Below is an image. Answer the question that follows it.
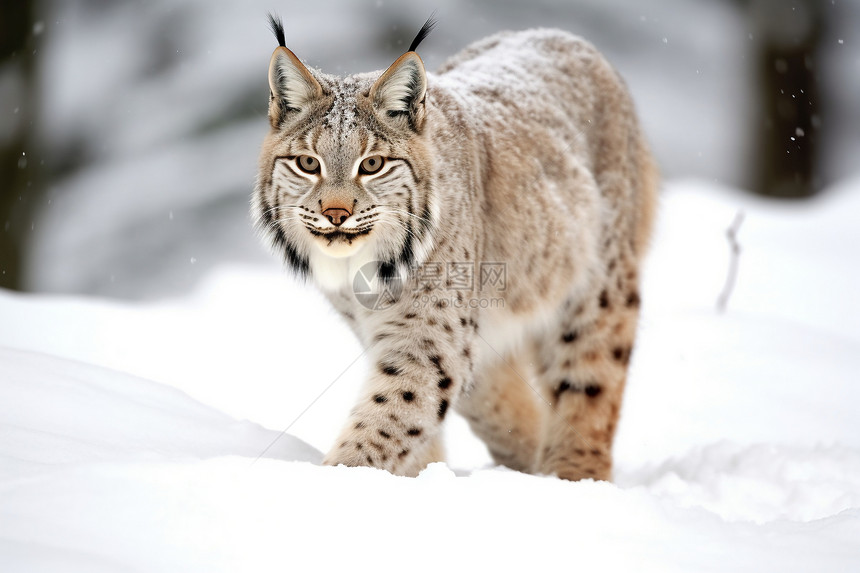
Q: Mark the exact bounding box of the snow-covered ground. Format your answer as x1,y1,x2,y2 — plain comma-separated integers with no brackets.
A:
2,178,859,571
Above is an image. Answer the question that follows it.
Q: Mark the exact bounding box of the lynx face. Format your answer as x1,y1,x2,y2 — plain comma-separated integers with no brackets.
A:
254,47,437,287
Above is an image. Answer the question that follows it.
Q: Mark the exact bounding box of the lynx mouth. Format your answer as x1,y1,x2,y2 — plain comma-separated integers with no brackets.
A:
308,227,373,247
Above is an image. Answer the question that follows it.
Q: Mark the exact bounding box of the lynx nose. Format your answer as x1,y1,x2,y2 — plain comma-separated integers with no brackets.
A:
322,207,352,226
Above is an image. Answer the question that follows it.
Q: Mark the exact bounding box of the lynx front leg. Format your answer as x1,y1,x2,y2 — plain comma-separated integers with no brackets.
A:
534,281,642,482
323,306,469,476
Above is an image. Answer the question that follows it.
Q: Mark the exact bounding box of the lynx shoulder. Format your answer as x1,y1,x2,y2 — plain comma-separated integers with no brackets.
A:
253,17,657,480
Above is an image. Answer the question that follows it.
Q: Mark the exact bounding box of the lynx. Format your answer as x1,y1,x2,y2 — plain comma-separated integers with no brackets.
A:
253,16,657,480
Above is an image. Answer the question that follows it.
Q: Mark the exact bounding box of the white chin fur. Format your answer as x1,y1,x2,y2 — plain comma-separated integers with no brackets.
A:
310,238,379,293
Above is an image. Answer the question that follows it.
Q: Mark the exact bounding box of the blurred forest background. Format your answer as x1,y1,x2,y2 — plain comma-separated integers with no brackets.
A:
1,0,858,299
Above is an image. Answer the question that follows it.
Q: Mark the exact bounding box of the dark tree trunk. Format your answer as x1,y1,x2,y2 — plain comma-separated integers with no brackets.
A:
0,1,36,290
751,0,823,198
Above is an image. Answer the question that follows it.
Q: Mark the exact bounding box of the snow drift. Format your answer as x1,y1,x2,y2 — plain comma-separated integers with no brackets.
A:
2,180,859,571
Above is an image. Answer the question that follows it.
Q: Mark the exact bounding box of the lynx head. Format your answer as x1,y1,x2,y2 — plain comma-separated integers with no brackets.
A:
253,15,438,290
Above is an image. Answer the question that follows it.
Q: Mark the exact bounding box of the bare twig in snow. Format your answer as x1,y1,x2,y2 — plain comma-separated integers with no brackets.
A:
717,210,744,313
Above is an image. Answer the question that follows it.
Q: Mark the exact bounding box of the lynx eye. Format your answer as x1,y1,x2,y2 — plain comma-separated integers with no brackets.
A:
296,155,321,175
359,155,385,175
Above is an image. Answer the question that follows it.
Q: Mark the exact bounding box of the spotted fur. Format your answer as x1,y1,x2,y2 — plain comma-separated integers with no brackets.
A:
253,26,657,480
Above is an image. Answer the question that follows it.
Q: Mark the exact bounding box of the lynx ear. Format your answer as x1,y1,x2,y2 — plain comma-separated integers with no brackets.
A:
268,46,323,125
370,52,427,131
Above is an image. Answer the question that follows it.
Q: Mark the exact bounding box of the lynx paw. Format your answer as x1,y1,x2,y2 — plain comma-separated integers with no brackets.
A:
323,426,410,473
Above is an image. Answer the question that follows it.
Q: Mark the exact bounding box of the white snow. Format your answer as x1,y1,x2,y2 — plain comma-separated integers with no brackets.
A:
2,178,860,571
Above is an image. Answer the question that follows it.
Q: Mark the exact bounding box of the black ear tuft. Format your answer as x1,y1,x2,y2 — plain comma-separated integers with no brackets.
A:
408,13,437,53
268,12,286,48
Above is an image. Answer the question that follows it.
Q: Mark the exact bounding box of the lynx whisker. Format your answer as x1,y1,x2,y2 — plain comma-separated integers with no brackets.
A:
376,204,432,227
